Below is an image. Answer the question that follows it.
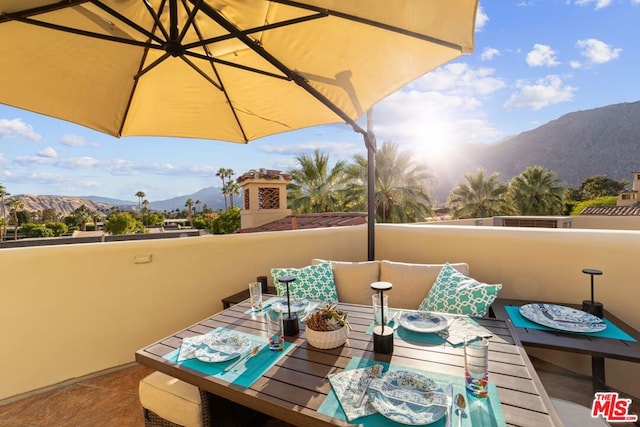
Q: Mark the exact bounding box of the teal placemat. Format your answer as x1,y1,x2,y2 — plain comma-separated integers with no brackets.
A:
164,328,295,388
505,305,636,342
318,357,505,427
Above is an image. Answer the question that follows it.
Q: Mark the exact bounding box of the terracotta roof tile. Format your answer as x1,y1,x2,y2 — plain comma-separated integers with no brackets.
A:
236,169,291,183
580,204,640,216
237,212,367,233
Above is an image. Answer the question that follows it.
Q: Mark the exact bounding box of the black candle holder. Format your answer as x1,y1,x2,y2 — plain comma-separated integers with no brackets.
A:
278,275,299,336
371,281,393,354
582,268,604,319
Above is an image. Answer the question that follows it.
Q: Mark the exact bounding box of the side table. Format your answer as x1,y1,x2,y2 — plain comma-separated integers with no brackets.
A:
491,298,640,395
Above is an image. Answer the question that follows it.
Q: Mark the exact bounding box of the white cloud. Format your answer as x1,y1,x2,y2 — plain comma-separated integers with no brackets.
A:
60,134,97,147
475,4,488,31
569,60,582,69
259,141,362,160
0,118,42,141
58,156,100,168
413,63,506,96
576,38,621,64
38,147,58,158
574,0,612,9
526,44,560,67
481,47,500,61
504,75,576,110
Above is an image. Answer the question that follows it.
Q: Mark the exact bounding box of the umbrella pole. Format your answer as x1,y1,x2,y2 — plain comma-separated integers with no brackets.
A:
366,110,376,261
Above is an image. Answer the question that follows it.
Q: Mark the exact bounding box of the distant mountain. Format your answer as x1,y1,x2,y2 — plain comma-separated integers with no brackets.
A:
84,195,135,207
8,187,228,217
146,186,226,212
7,195,115,217
428,100,640,202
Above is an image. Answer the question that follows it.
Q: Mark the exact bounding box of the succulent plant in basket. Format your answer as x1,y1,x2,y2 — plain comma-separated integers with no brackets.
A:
304,305,350,349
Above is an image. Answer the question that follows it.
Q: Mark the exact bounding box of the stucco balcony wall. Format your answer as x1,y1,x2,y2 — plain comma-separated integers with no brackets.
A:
1,223,638,402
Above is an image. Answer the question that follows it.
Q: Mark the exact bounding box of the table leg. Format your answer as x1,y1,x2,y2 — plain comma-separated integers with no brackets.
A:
592,356,606,393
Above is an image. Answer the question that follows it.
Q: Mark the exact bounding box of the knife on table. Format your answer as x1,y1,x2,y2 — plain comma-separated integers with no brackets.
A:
445,383,454,427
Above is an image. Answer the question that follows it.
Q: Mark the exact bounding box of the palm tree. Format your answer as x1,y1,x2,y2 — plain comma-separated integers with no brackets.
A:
195,199,201,213
0,184,9,241
216,168,234,209
223,182,240,208
343,142,435,223
73,205,91,232
287,149,347,213
185,198,194,223
135,191,146,217
142,200,149,226
508,166,564,215
448,169,511,219
90,210,102,231
8,198,24,240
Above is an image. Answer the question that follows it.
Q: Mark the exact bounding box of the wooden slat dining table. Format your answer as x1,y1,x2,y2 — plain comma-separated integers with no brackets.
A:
135,297,562,427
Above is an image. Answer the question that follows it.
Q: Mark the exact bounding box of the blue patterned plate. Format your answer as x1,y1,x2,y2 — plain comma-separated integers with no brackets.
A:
399,311,449,333
272,298,310,314
519,303,607,333
368,370,448,425
194,331,252,363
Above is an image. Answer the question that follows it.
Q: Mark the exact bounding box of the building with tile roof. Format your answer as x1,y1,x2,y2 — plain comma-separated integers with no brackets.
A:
236,169,367,233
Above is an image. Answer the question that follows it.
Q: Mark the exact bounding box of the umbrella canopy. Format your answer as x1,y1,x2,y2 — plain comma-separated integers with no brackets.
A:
0,0,477,141
0,0,478,258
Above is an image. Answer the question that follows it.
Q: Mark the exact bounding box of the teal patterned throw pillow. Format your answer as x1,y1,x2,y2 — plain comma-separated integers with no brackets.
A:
270,261,338,302
418,263,502,317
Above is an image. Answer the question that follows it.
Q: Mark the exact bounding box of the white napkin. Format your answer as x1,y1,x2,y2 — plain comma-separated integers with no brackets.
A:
177,335,210,362
439,316,493,346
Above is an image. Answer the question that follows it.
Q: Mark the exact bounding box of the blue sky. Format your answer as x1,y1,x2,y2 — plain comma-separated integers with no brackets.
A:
1,0,638,202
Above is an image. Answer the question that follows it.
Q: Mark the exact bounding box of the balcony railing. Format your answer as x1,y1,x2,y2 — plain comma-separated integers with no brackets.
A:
1,223,639,403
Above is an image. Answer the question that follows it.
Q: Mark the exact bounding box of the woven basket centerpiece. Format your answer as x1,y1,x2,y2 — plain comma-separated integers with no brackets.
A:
304,305,349,349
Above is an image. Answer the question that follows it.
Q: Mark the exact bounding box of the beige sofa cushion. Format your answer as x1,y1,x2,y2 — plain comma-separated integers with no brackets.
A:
379,260,469,309
312,259,380,306
139,371,203,427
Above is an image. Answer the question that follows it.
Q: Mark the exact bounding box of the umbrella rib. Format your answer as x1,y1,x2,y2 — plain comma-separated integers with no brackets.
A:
136,52,172,79
194,0,369,139
0,0,90,24
88,0,165,44
183,51,289,80
177,0,202,43
181,12,326,52
270,0,468,52
183,0,248,141
142,0,170,42
5,13,163,51
178,56,223,91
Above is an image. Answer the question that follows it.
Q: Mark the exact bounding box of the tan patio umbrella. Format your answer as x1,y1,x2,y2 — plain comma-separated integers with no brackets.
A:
0,0,478,259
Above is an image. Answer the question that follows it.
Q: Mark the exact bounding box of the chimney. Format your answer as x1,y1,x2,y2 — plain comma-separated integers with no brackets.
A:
237,169,292,229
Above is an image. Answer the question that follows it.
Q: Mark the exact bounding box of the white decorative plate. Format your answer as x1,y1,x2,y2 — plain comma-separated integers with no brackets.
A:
519,303,607,333
272,298,310,314
193,331,252,363
368,370,447,425
399,311,449,333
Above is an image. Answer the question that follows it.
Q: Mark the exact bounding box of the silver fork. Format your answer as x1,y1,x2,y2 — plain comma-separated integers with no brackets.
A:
356,364,382,407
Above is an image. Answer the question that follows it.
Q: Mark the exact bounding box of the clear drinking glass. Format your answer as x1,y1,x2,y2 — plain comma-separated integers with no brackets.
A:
249,281,263,311
265,311,284,351
372,294,388,326
464,336,489,398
